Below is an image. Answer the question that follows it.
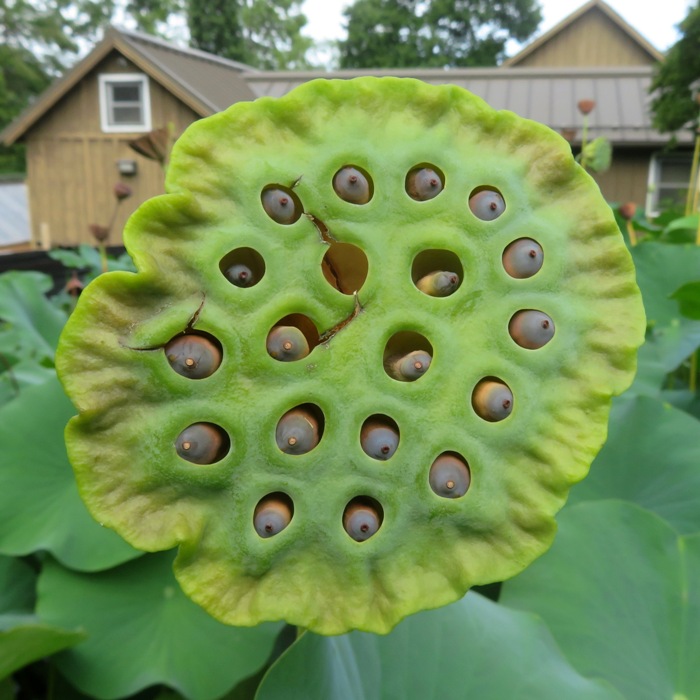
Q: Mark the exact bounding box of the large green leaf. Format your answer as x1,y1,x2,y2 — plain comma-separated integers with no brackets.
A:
500,501,700,700
568,396,700,534
255,592,620,700
0,374,139,570
0,358,56,407
672,280,700,320
0,271,67,364
37,552,283,700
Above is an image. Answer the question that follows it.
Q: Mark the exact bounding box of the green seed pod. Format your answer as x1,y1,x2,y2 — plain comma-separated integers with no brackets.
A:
385,350,432,381
56,77,645,636
416,270,460,297
509,310,555,349
429,453,470,498
266,325,310,362
276,407,321,455
165,335,222,379
254,495,293,538
472,379,514,422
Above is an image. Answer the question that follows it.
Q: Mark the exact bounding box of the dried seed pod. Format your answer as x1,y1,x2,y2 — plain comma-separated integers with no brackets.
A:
224,263,254,287
406,166,443,201
416,270,460,297
266,326,310,362
333,166,372,204
385,350,432,381
175,423,225,464
472,379,514,422
509,310,555,350
261,187,301,224
165,335,222,379
276,408,320,455
502,238,544,279
429,454,471,498
254,496,293,538
469,188,505,221
360,419,399,460
343,501,382,542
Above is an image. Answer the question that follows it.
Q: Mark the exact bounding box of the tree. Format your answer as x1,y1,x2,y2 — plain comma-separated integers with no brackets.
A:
188,0,313,69
339,0,542,69
650,2,700,134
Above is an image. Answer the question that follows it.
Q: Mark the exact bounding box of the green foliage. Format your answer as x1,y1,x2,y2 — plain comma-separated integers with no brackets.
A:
650,1,700,134
339,0,542,68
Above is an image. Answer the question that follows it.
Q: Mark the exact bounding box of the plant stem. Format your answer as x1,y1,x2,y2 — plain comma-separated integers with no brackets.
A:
626,220,638,246
691,351,698,394
685,132,700,216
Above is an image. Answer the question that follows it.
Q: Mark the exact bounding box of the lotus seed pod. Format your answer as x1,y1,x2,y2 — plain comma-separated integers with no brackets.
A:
416,270,460,297
406,166,443,201
509,310,555,349
276,408,320,455
165,335,222,379
502,238,544,279
57,77,645,636
385,350,432,381
254,496,293,538
360,419,399,460
472,379,514,422
175,423,226,464
266,325,310,362
429,453,470,498
343,501,382,542
333,166,372,204
261,187,301,224
469,187,505,221
224,263,254,287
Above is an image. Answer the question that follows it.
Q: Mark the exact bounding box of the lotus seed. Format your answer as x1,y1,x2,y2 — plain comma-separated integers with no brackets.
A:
385,350,432,381
502,238,544,279
360,419,399,460
266,326,310,361
469,188,505,221
416,270,460,297
175,423,225,464
254,496,293,538
472,379,514,422
224,263,254,287
406,166,443,201
261,187,301,224
333,166,372,204
429,453,471,498
509,310,555,349
165,335,222,379
276,407,320,455
343,501,381,542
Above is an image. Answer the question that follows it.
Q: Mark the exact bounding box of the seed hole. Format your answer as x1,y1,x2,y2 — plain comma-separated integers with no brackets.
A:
360,414,400,461
276,403,325,455
509,310,555,349
405,164,445,201
472,378,514,422
165,333,222,379
321,242,369,295
469,186,505,221
343,496,383,542
333,165,373,204
502,238,544,279
254,492,294,538
412,249,463,297
175,422,230,464
266,314,319,362
220,247,265,287
261,185,303,224
429,452,471,498
384,331,433,382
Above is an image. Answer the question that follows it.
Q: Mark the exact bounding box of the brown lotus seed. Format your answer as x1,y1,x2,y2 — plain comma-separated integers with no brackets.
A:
509,310,555,349
472,379,514,422
165,335,222,379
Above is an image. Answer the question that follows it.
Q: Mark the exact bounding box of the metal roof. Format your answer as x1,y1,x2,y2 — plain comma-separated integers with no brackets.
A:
0,183,31,247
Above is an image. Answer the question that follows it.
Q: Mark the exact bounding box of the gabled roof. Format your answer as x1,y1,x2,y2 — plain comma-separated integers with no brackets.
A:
0,26,258,145
503,0,664,67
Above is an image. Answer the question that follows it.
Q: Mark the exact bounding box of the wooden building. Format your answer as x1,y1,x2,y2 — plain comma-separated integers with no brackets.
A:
1,0,693,249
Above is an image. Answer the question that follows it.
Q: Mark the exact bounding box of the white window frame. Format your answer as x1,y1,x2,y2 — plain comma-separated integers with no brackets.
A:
646,151,694,218
98,73,152,133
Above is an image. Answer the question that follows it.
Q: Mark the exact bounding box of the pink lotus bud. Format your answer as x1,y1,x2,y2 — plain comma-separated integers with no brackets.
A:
113,182,132,201
619,202,636,220
577,99,596,115
89,223,109,242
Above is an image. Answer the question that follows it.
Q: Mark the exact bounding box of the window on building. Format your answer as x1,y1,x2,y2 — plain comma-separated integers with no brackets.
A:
646,152,694,217
99,74,151,133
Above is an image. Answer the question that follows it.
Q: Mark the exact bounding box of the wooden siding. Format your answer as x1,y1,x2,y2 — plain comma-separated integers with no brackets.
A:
25,51,199,247
513,7,657,68
591,148,651,204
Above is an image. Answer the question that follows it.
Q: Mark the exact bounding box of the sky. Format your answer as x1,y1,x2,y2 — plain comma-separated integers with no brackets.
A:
300,0,693,62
